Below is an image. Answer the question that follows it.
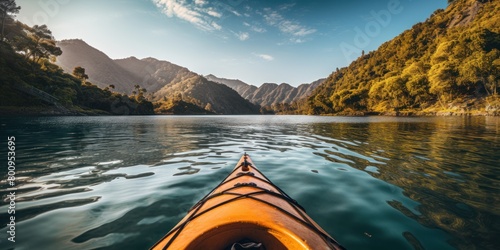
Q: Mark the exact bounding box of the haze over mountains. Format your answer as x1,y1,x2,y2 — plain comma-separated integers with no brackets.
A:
56,39,260,114
57,39,139,94
56,39,323,112
205,75,324,107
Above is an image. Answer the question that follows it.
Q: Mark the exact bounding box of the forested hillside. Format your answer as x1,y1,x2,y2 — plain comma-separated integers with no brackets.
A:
303,0,499,115
0,7,153,115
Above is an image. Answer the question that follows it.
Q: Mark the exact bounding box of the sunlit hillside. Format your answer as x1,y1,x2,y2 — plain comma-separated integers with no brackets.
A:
303,0,499,116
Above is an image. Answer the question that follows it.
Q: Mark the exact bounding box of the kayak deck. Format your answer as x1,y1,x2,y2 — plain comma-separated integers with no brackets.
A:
151,153,345,250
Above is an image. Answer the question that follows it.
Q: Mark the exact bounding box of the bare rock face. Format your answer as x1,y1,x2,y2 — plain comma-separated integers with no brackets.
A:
448,0,483,28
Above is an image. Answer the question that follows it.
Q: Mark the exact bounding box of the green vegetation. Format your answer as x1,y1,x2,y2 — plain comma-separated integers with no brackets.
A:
72,66,88,82
0,0,20,40
0,1,153,115
153,75,260,114
154,94,215,115
302,0,500,116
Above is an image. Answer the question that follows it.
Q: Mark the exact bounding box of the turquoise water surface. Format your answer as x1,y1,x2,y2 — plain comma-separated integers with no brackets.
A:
0,116,498,249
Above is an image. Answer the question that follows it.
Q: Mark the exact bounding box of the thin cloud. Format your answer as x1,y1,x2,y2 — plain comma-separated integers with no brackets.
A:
244,22,266,33
207,9,222,18
279,20,316,36
256,54,274,61
231,10,242,17
263,8,316,43
251,26,266,33
194,0,206,6
153,0,312,43
289,37,305,44
279,3,296,11
264,9,282,25
153,0,222,31
238,32,249,41
212,22,222,30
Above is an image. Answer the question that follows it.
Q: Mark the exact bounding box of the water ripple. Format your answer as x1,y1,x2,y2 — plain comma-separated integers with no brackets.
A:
0,116,498,250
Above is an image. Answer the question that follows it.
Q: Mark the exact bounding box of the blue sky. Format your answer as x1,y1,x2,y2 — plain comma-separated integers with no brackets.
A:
16,0,447,87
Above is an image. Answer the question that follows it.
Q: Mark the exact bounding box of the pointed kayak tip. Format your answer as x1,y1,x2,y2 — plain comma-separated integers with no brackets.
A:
151,152,346,250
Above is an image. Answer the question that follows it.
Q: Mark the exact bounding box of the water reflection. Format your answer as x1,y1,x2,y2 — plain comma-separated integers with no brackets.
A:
0,116,498,250
309,117,499,249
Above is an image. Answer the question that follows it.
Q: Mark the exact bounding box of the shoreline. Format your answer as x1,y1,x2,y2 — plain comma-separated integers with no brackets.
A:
1,106,498,117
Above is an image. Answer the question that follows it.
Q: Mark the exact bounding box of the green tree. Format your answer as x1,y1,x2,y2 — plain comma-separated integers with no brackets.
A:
459,49,500,96
385,76,409,109
132,84,147,102
369,76,409,110
72,66,89,82
428,40,460,105
369,80,387,105
331,89,367,111
307,93,332,114
0,0,20,40
12,24,62,64
204,102,214,112
429,61,458,105
402,62,430,105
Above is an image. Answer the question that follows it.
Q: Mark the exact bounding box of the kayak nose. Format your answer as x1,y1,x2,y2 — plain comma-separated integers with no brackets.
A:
151,153,345,250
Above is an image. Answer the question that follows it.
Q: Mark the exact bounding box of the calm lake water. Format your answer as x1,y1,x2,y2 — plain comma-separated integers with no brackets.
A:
0,115,499,250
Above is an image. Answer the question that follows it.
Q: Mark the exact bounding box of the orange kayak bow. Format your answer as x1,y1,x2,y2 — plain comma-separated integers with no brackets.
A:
151,153,345,250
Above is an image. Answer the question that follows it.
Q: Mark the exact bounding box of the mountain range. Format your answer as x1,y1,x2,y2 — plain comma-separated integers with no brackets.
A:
56,39,324,114
49,0,500,116
56,39,260,114
57,39,139,94
205,74,324,107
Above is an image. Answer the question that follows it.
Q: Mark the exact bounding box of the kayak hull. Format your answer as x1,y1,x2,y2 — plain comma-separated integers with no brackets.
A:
151,154,344,250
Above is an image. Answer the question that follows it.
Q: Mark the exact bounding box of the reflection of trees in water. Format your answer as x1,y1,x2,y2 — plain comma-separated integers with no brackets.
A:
310,117,499,249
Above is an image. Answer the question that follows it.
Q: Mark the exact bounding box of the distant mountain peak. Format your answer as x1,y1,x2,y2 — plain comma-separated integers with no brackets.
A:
59,38,85,43
121,56,140,60
206,74,325,107
55,39,260,114
56,39,139,93
142,57,163,63
261,83,279,87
